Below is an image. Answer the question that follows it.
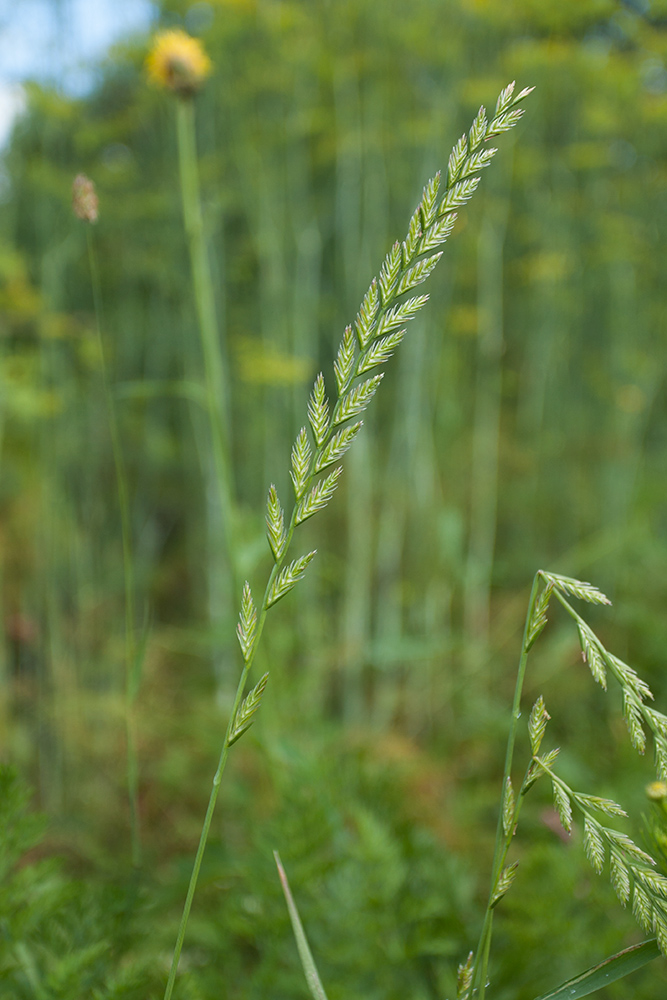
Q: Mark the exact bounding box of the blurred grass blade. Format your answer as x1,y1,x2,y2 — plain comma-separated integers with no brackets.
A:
532,939,661,1000
274,851,329,1000
128,607,151,704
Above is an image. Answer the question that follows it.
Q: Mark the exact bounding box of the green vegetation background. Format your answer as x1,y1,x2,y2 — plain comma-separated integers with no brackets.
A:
1,0,667,997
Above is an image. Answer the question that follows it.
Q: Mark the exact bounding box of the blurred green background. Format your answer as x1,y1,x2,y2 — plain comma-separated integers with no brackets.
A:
1,0,667,997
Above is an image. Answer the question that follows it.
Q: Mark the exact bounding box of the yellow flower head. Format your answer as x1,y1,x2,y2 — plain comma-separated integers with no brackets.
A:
146,29,212,97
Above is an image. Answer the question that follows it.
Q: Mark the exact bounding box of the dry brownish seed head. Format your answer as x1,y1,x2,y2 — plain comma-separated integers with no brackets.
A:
72,173,98,223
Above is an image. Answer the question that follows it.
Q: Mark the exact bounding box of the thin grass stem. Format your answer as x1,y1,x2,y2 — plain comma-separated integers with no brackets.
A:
471,570,541,999
175,98,239,610
86,228,141,869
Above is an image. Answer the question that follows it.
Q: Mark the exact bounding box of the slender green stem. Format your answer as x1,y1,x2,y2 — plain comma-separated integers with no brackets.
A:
471,571,542,999
86,228,141,868
175,97,239,603
163,553,284,1000
163,431,320,996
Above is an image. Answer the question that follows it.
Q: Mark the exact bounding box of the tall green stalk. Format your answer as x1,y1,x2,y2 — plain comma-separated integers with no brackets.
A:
86,228,142,869
175,98,239,631
163,81,533,998
470,571,540,999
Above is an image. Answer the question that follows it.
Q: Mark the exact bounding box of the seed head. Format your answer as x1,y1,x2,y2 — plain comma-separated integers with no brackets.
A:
146,29,212,97
72,173,98,223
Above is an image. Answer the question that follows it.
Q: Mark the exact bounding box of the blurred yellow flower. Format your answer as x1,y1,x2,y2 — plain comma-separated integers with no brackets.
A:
646,781,667,802
146,29,212,97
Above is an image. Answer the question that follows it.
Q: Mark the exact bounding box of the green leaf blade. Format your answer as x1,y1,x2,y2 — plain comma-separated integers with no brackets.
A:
274,851,330,1000
531,940,661,1000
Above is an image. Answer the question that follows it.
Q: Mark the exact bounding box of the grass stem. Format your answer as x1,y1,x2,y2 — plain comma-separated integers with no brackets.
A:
175,97,239,614
86,227,142,869
471,570,541,998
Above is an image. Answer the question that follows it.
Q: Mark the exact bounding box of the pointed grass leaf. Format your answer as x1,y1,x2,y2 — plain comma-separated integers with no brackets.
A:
291,427,313,501
307,374,329,446
237,582,257,662
543,572,611,606
227,673,269,746
266,484,287,561
531,939,661,1000
274,851,330,1000
265,551,317,608
129,609,152,703
296,469,343,524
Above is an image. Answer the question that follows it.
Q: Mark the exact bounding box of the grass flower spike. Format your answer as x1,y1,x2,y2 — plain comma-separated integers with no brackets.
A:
146,29,212,97
72,173,98,223
162,80,533,1000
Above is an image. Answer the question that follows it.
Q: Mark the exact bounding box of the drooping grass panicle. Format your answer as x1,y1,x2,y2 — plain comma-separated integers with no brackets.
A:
548,577,667,774
472,565,658,1000
541,571,612,606
535,754,667,953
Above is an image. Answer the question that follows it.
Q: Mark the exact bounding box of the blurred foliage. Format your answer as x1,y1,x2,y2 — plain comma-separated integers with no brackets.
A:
1,0,667,996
